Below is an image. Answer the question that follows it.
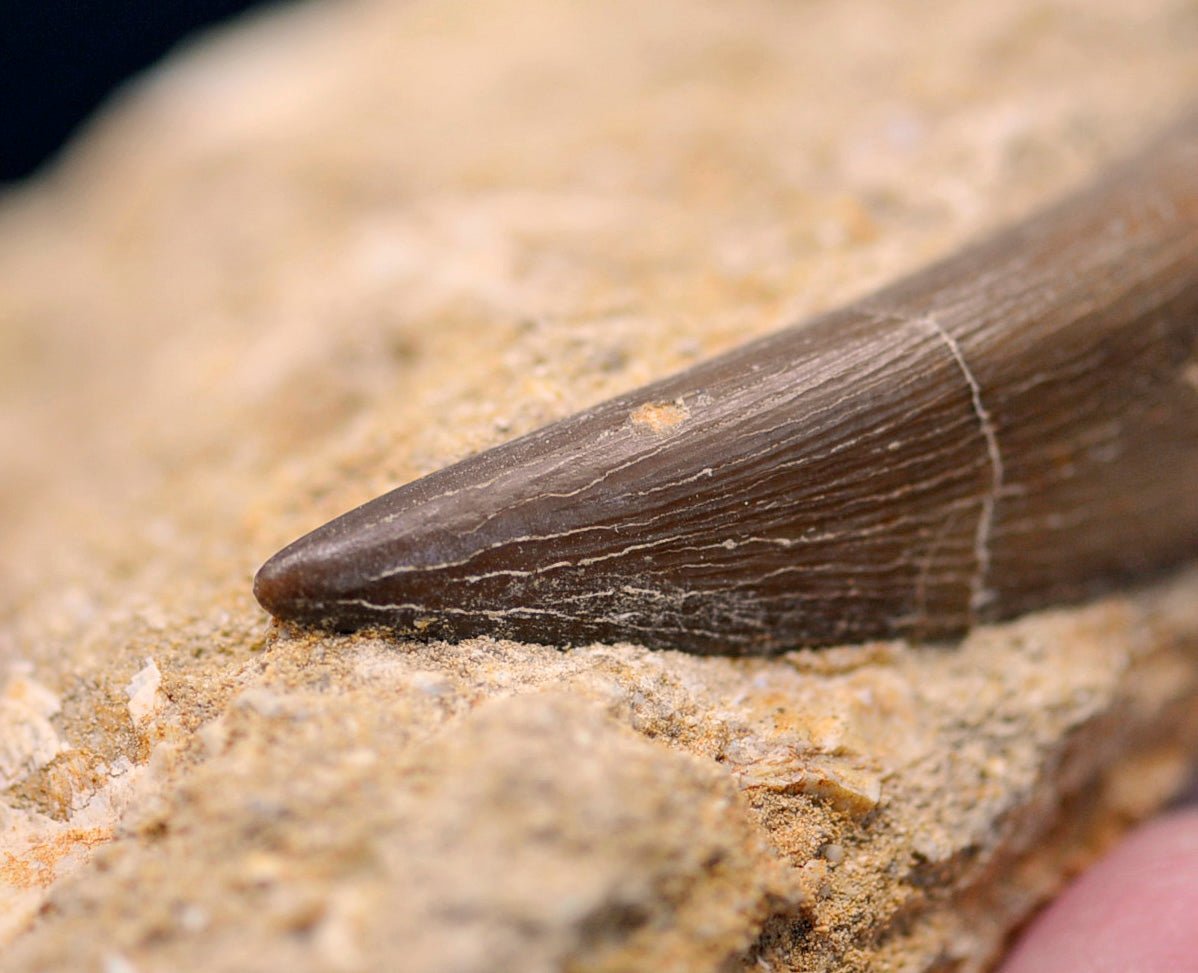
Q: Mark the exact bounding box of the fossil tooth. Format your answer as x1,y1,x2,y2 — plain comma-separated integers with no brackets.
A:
254,112,1198,655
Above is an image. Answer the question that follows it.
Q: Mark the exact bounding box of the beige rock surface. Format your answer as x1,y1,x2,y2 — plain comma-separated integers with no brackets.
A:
2,0,1197,970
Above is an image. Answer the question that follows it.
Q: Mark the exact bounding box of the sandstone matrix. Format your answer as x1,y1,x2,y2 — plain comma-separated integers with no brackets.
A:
1,0,1197,970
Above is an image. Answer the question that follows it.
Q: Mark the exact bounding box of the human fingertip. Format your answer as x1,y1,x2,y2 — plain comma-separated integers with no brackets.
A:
1000,810,1198,973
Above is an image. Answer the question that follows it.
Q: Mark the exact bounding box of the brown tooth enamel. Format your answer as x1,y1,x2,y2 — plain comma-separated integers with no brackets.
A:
254,112,1198,655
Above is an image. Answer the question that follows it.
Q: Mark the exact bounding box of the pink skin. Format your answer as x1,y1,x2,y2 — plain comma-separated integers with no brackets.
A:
1000,810,1198,973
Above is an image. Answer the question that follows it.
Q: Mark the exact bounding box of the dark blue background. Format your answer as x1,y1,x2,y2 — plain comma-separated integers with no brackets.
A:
1,0,279,182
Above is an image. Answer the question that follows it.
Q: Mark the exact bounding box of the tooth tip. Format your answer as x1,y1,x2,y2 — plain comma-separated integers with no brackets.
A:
253,552,298,619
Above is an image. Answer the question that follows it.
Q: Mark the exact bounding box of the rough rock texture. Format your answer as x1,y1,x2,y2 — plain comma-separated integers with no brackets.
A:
1,0,1197,970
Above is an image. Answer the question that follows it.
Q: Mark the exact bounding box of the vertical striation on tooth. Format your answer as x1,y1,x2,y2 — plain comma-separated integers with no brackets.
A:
254,111,1198,655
